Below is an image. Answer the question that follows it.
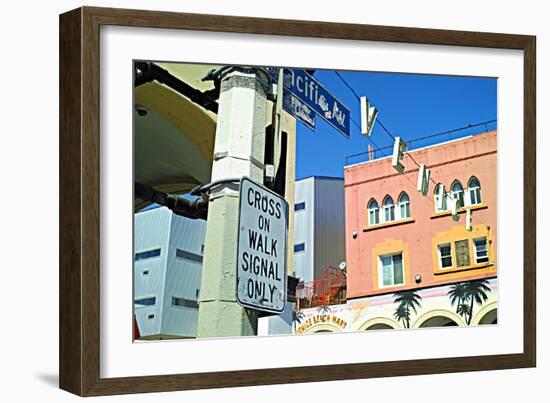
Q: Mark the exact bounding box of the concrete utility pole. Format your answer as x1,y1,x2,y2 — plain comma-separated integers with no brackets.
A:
197,66,271,337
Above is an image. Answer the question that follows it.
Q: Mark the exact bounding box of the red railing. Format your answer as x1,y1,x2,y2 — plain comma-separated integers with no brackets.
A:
296,266,346,309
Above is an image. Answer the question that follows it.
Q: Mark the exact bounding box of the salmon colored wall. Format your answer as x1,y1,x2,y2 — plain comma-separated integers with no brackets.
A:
344,131,497,299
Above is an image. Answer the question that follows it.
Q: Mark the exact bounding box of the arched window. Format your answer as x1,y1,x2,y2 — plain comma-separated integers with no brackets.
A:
398,192,410,219
450,181,464,208
368,199,380,225
467,177,482,205
383,196,395,222
434,183,447,212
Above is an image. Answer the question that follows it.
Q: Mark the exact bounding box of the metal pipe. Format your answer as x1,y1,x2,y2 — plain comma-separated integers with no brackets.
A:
135,182,208,220
134,61,219,113
189,178,241,197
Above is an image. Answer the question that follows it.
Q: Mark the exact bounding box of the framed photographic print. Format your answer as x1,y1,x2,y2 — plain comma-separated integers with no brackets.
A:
59,6,536,396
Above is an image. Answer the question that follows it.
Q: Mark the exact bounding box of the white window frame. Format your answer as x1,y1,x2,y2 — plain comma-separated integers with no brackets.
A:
368,200,380,225
382,196,395,223
467,178,482,206
378,252,405,288
437,243,453,269
451,181,465,208
434,184,447,212
473,237,489,264
398,193,410,219
455,239,471,267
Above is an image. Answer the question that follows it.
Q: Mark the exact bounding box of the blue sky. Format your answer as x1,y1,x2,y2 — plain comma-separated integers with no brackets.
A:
295,70,497,180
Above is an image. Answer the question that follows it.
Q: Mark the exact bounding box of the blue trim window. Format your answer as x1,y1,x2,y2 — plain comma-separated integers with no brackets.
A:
135,248,161,261
134,296,156,306
294,243,305,253
294,202,306,211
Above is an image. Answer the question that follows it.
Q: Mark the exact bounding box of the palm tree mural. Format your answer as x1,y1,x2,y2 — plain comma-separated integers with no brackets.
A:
393,291,422,328
448,283,470,323
393,304,409,328
448,279,491,325
456,303,472,323
464,280,491,325
317,305,332,315
292,310,305,332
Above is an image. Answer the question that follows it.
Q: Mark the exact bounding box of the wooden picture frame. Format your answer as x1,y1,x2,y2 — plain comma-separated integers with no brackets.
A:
59,6,536,396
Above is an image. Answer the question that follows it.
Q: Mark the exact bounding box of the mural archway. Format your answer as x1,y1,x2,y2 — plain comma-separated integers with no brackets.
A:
412,309,466,328
472,302,498,325
358,317,400,331
303,323,342,334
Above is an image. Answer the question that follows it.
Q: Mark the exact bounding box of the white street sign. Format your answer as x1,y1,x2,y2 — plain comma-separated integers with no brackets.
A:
417,164,431,196
236,177,288,313
392,137,407,173
360,96,378,137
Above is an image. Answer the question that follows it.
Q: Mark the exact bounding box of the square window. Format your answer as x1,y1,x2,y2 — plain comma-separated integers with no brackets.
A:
455,240,471,267
172,297,199,309
474,237,489,263
294,202,305,211
469,188,482,205
451,190,465,209
135,248,161,261
384,205,395,222
134,296,156,306
438,243,453,269
294,243,305,253
379,252,404,287
369,208,380,225
400,202,410,219
176,248,203,263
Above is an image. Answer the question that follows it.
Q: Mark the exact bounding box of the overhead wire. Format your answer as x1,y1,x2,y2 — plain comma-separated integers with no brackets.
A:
348,115,387,157
335,71,389,158
333,70,492,227
335,70,426,169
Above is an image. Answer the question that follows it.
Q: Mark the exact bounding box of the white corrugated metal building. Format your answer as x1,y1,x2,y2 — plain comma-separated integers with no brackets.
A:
293,176,346,282
134,207,206,339
258,176,346,336
136,177,345,338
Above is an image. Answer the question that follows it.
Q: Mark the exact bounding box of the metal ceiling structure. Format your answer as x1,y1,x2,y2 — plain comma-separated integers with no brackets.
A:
133,63,220,210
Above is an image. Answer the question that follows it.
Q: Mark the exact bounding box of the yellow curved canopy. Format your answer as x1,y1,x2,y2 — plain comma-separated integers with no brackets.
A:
134,64,220,208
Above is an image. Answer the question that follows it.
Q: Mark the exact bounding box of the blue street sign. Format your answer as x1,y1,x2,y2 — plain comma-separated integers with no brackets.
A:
266,67,316,131
283,69,350,139
283,92,316,131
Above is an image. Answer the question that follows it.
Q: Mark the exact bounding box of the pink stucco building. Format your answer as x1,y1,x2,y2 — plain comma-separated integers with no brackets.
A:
291,131,498,334
344,131,497,300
